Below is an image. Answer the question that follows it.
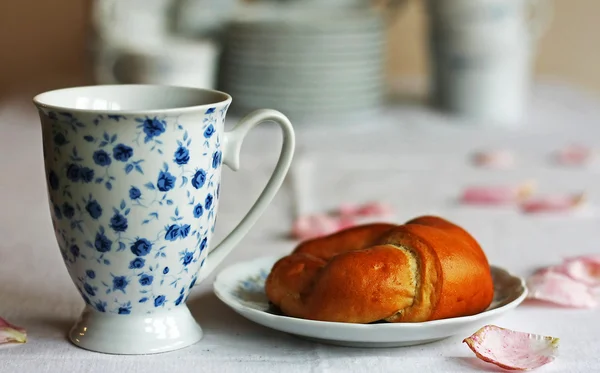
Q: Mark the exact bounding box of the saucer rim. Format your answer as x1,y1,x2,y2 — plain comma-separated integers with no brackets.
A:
212,255,528,330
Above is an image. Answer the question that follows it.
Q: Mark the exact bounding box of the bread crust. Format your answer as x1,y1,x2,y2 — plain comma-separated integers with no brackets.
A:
292,223,397,260
379,222,494,322
406,215,490,266
265,216,494,323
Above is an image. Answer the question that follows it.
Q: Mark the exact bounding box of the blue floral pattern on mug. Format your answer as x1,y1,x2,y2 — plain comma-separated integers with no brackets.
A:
38,106,228,314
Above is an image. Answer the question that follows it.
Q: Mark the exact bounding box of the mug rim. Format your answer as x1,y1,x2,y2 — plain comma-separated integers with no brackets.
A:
32,84,233,115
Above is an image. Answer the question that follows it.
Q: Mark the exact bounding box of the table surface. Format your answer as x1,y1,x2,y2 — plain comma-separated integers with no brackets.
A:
1,81,599,373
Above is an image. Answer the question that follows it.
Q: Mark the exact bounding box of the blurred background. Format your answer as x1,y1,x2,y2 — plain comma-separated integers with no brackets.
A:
0,0,597,125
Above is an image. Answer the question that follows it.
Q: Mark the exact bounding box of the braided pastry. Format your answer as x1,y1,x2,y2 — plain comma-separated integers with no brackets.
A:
265,216,494,323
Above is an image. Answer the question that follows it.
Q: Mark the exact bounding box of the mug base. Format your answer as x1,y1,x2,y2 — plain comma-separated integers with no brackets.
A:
69,304,203,355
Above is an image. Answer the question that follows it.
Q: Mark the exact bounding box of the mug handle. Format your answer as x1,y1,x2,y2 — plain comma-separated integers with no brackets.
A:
195,109,295,284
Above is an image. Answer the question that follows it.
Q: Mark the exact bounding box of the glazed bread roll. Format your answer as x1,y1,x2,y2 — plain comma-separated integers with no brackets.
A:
292,223,397,260
265,216,494,323
405,215,490,267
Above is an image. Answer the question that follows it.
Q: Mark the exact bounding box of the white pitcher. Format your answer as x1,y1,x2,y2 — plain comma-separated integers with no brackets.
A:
426,0,553,125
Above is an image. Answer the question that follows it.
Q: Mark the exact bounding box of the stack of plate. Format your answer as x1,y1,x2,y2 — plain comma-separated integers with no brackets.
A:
218,5,387,124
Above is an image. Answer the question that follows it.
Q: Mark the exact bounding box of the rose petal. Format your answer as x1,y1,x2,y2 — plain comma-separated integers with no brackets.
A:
292,201,395,241
335,215,357,230
337,203,361,217
565,254,600,265
554,144,593,166
520,193,585,214
354,201,394,217
290,215,316,240
461,181,535,205
335,202,394,218
563,254,600,264
472,150,515,169
0,317,26,344
291,214,340,241
463,325,559,371
543,255,600,286
526,270,597,308
561,260,600,286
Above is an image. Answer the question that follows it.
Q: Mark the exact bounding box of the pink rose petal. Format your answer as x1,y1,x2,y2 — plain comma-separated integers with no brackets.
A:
0,317,26,344
544,255,600,286
461,182,535,205
292,210,393,240
336,215,358,231
526,270,597,308
563,254,600,264
337,203,361,217
472,150,515,169
463,325,559,371
554,144,594,166
336,201,394,218
291,214,340,241
292,201,396,240
520,193,585,214
354,201,394,217
561,260,600,286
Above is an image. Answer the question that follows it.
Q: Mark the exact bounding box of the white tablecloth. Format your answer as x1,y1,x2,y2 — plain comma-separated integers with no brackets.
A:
1,82,599,372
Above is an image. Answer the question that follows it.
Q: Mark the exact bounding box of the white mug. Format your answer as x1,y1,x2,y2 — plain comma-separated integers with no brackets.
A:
95,38,220,89
92,0,172,45
33,85,295,354
426,0,553,124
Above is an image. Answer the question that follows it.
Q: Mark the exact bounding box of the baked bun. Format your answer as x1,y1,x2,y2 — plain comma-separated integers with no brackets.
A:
265,216,494,323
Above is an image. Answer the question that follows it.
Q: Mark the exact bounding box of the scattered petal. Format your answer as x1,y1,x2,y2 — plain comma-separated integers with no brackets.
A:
561,260,600,286
526,270,597,308
291,214,340,241
461,181,535,205
335,201,394,218
546,255,600,286
463,325,559,371
0,317,27,344
554,144,594,166
337,203,360,217
520,193,585,214
294,202,395,240
290,216,316,241
472,149,515,169
354,201,394,217
563,254,600,263
336,215,357,231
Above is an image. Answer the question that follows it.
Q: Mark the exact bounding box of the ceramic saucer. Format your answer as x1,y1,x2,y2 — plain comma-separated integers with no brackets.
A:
213,256,527,348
